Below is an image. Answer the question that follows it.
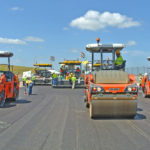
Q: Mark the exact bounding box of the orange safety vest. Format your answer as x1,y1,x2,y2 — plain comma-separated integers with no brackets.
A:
76,69,80,73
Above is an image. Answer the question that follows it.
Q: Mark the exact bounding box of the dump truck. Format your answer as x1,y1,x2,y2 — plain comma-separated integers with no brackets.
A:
0,51,19,107
52,60,84,88
84,39,138,118
33,64,52,85
141,57,150,97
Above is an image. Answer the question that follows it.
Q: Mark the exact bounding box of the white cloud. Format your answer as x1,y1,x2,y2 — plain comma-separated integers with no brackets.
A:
70,10,140,31
24,36,44,42
71,48,79,53
11,6,24,11
63,27,69,31
127,41,136,46
0,37,26,45
123,50,145,56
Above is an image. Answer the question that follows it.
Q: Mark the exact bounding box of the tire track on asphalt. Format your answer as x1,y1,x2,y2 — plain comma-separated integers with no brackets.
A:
127,120,150,142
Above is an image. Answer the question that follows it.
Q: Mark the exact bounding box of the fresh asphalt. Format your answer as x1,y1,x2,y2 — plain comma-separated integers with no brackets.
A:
0,86,150,150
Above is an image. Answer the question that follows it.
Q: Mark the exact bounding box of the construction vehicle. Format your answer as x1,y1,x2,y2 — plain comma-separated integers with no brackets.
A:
0,51,19,106
141,57,150,97
33,64,52,85
84,39,138,118
52,60,84,88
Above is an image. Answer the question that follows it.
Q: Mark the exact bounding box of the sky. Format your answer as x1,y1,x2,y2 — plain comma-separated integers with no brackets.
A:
0,0,150,70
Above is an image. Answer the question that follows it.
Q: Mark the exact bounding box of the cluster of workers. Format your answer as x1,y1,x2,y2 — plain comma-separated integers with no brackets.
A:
23,76,36,95
52,67,83,89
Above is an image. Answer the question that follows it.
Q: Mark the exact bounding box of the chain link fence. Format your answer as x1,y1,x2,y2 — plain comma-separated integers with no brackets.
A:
126,66,150,75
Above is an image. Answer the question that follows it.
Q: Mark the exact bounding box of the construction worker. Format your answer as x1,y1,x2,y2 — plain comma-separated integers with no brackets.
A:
52,73,58,86
60,67,64,75
26,78,33,95
71,75,77,89
32,75,36,85
76,67,80,78
65,73,69,80
139,75,142,89
0,73,6,107
115,50,124,66
69,73,73,84
23,76,27,86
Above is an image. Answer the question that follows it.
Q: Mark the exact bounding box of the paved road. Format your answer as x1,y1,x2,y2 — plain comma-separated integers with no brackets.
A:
0,86,150,150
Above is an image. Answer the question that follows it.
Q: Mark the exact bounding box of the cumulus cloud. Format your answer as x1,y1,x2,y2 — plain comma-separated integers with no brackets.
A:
24,36,44,42
70,10,140,31
0,37,26,45
11,6,24,11
127,41,136,46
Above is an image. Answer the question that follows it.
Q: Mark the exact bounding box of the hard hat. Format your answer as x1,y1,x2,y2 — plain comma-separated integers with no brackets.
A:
144,73,148,76
116,50,120,54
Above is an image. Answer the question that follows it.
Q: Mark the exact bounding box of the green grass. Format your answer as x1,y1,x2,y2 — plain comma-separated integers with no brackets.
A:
0,64,35,77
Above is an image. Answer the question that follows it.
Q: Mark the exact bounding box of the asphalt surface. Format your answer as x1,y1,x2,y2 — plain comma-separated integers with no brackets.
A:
0,86,150,150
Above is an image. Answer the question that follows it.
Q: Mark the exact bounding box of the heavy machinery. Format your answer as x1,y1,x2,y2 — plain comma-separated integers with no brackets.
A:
52,60,84,88
84,39,138,118
33,64,52,85
0,51,19,106
141,57,150,97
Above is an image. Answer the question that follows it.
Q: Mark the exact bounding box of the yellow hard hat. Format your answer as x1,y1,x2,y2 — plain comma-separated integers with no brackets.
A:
116,50,120,54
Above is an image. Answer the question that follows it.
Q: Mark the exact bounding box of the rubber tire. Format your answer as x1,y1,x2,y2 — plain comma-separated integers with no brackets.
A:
86,102,89,108
0,91,5,107
12,89,19,101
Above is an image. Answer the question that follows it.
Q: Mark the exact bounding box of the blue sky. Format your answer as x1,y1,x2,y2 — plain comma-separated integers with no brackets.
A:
0,0,150,70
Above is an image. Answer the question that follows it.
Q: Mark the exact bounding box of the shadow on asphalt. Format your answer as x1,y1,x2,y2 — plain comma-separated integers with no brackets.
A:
1,103,16,108
16,99,32,104
134,113,146,120
92,113,146,121
137,108,143,111
1,99,31,108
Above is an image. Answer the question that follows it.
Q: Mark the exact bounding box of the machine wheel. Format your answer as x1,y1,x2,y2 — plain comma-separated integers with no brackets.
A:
16,90,19,100
12,88,19,101
84,96,89,108
0,91,5,107
86,102,89,108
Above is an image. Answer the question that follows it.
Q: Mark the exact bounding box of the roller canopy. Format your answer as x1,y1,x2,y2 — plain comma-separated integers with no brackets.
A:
0,51,13,57
147,57,150,61
86,43,126,53
33,64,52,67
59,60,82,65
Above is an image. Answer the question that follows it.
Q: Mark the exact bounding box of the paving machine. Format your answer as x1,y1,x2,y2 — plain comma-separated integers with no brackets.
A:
33,64,52,85
0,51,19,106
141,57,150,97
84,39,138,118
52,60,84,88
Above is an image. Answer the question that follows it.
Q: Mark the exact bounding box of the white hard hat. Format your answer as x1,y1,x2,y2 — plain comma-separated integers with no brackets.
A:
144,73,148,76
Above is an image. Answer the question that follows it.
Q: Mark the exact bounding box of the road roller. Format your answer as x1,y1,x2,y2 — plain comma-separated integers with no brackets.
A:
141,57,150,98
84,38,138,118
0,51,19,107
